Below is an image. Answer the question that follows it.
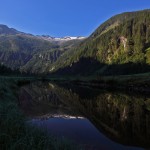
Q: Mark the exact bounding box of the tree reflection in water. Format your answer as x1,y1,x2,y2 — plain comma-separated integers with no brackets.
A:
19,82,150,149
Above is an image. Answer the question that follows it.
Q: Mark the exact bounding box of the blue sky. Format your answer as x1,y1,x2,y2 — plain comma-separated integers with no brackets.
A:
0,0,150,37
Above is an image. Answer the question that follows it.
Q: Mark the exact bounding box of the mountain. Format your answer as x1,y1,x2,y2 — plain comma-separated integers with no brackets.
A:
0,34,56,70
0,24,85,73
21,36,85,74
37,35,85,42
50,9,150,75
0,9,150,75
0,24,23,35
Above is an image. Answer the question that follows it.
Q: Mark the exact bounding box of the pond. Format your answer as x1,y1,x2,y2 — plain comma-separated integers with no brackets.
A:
19,81,150,150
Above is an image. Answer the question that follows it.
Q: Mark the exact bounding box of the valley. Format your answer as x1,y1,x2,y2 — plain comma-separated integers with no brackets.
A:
1,8,150,150
0,10,150,78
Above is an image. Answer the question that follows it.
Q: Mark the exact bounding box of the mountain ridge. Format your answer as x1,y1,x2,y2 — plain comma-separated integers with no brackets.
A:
0,9,150,75
50,9,150,75
0,24,86,72
37,35,86,41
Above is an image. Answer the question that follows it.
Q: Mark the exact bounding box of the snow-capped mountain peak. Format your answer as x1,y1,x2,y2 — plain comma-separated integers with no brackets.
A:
37,35,86,42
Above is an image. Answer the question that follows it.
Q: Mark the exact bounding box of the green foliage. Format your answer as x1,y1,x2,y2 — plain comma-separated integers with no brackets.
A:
0,34,57,70
0,24,84,73
0,10,150,76
146,48,150,64
0,79,80,150
52,9,150,75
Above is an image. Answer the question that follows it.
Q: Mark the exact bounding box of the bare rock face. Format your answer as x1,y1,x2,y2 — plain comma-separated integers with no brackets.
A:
119,36,127,50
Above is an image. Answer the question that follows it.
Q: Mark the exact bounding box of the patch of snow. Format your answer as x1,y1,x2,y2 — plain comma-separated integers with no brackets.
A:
37,35,86,42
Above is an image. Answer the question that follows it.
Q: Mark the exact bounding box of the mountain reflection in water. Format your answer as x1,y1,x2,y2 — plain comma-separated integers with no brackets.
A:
19,82,150,150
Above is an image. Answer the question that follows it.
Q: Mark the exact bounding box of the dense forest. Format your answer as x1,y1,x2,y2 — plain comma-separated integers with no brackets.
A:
52,10,150,75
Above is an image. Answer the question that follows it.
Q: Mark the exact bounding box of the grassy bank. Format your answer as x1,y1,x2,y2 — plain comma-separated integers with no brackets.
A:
0,78,79,150
72,73,150,93
46,72,150,93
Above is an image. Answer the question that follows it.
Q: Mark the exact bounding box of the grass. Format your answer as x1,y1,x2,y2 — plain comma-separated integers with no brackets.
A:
0,78,81,150
45,72,150,93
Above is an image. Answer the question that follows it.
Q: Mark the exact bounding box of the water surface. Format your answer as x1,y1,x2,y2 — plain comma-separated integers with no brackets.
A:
19,82,150,150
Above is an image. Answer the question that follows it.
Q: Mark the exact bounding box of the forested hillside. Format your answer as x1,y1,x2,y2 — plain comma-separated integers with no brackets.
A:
0,25,85,74
0,10,150,76
51,9,150,75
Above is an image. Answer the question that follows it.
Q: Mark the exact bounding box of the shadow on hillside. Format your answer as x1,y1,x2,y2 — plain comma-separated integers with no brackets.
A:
53,57,150,76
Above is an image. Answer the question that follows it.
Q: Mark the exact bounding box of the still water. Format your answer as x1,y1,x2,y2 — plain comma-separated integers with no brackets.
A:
19,82,150,150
